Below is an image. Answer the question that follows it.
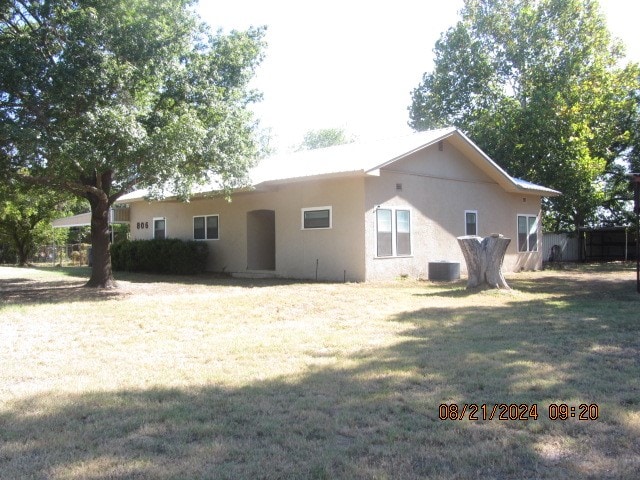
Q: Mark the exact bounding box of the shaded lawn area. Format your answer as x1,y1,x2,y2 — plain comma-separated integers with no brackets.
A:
1,264,639,479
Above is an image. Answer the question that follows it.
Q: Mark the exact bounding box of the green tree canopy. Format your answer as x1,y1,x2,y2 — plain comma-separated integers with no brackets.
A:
1,0,265,287
409,0,640,231
296,128,355,151
0,180,72,266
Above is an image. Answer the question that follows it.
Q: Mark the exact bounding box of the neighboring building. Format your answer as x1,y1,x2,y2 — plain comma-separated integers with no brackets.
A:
115,127,559,281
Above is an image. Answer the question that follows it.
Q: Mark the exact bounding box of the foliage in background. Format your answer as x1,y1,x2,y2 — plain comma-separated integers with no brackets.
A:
0,242,16,264
111,239,208,275
0,180,74,265
0,0,265,286
296,127,355,151
409,0,640,231
625,86,640,177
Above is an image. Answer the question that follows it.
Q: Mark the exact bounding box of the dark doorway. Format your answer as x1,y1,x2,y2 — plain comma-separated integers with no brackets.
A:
247,210,276,270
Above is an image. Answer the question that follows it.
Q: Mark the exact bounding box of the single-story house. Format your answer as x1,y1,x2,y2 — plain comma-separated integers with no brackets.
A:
115,127,559,281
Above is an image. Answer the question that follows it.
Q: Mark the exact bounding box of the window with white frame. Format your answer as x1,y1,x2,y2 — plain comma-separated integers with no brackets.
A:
517,214,538,252
396,209,411,256
153,217,166,239
376,208,393,256
302,206,332,229
376,207,412,257
465,210,478,236
193,215,219,240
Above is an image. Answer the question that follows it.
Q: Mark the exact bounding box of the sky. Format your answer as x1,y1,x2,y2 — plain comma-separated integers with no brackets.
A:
197,0,640,152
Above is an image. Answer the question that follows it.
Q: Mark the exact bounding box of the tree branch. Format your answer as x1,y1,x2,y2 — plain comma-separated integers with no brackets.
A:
1,16,28,37
16,172,105,200
14,3,38,34
109,177,140,205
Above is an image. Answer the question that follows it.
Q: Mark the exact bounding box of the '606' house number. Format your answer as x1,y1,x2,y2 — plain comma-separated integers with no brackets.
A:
136,222,149,229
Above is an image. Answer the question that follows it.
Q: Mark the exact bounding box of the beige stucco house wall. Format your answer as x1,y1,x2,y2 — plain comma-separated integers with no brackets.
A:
118,128,558,282
363,141,544,280
126,177,367,281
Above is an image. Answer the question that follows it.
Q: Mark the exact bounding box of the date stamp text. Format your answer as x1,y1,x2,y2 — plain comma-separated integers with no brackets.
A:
438,403,599,421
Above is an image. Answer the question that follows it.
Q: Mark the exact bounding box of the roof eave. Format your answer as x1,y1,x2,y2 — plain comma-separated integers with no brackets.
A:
512,186,562,197
446,130,561,197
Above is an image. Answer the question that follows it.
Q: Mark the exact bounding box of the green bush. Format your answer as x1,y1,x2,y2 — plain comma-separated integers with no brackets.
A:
111,239,208,275
0,243,17,264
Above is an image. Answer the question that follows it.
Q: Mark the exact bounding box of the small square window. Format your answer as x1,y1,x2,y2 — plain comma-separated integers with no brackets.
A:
302,207,332,229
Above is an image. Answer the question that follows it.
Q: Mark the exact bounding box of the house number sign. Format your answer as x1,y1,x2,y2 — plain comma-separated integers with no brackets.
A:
136,222,149,230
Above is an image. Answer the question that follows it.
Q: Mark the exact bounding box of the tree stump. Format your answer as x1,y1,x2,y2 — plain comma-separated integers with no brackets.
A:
457,234,511,289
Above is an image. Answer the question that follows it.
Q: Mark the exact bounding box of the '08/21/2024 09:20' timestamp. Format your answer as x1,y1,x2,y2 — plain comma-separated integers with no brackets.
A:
438,403,599,421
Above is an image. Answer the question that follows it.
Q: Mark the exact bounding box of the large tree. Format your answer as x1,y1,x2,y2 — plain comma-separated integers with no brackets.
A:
409,0,640,231
0,0,265,287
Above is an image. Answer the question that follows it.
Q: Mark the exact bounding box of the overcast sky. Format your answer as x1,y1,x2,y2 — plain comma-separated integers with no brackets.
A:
197,0,640,152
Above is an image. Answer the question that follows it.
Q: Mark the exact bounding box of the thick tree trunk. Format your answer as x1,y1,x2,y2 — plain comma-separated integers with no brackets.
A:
16,244,29,266
457,234,511,290
12,231,31,266
84,192,116,288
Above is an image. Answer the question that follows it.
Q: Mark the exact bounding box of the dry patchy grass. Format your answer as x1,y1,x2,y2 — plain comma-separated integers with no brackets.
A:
1,264,639,479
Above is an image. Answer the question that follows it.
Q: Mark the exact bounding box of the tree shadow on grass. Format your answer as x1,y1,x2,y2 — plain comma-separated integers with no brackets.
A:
0,277,124,305
510,273,639,301
30,265,322,289
418,271,639,302
114,271,313,289
2,285,639,478
1,268,323,307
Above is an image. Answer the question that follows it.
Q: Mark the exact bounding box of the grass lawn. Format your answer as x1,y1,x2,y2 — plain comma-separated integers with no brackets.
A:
1,264,639,479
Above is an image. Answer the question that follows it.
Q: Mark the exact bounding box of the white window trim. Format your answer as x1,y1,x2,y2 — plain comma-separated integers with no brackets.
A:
153,217,166,239
465,210,478,236
301,206,332,230
517,213,539,252
193,214,220,241
374,206,413,258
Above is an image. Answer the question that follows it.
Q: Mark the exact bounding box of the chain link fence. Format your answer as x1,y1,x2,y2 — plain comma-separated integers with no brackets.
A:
31,243,92,266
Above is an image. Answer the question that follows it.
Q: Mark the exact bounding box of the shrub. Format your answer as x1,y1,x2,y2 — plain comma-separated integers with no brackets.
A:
0,243,17,264
111,239,208,275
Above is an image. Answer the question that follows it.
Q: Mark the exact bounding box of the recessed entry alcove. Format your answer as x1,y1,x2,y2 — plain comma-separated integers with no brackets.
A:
246,210,276,271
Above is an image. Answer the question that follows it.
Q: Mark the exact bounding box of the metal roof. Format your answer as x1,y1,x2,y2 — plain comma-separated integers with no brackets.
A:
118,127,559,202
51,212,92,228
250,127,457,184
512,178,562,196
